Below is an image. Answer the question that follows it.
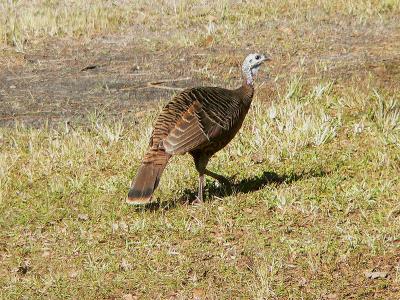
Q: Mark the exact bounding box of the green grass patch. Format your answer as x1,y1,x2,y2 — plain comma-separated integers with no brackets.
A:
1,80,399,298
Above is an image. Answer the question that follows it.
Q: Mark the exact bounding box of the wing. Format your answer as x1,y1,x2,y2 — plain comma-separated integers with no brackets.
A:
162,100,224,154
149,87,243,155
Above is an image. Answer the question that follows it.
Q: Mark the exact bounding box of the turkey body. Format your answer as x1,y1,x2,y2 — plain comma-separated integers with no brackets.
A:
127,83,255,204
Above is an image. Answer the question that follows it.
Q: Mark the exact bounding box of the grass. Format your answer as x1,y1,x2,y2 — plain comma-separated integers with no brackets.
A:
1,79,399,299
1,0,400,51
1,0,400,299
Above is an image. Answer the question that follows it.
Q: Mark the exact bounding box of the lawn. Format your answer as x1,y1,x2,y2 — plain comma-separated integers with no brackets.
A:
1,1,400,299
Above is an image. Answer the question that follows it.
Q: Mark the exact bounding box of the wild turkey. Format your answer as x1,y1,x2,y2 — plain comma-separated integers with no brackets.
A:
127,53,270,204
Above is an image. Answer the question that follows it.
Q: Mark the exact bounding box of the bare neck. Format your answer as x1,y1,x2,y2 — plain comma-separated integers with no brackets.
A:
242,67,254,85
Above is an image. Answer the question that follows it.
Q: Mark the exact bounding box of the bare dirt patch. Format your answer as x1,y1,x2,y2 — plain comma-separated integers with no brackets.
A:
1,17,399,127
0,38,201,126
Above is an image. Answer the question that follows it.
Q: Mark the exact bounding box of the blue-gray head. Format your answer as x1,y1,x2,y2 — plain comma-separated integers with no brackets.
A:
242,53,270,85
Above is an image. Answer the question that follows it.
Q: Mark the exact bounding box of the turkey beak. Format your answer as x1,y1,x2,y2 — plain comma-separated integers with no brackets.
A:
262,54,272,62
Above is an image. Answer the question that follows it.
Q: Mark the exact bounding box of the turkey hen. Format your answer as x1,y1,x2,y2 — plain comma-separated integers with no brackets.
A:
127,53,270,204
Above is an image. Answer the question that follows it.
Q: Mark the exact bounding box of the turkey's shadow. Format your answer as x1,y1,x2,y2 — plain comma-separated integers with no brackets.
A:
135,169,328,212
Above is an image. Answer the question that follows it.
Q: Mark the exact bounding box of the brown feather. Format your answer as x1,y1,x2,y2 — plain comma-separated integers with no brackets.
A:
127,150,170,205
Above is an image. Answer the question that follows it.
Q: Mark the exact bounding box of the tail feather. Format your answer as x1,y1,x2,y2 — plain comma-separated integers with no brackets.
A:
127,154,169,205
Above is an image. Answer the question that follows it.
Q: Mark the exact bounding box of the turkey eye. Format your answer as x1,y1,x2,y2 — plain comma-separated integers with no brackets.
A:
255,55,261,60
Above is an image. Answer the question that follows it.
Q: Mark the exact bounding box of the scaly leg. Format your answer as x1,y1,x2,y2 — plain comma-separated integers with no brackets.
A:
193,153,209,203
197,174,205,203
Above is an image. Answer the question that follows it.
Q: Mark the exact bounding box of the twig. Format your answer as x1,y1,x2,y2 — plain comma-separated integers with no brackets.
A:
146,85,184,91
81,65,100,71
119,77,191,91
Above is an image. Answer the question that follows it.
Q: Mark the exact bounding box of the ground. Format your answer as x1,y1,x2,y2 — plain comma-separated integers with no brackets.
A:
0,1,400,299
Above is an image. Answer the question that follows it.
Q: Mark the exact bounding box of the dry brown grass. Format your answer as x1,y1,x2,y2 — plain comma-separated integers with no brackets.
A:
2,0,400,51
